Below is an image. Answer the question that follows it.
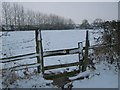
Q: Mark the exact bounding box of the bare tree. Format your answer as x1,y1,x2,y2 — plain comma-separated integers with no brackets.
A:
2,2,11,26
19,5,25,30
0,2,2,28
80,19,90,29
35,12,45,29
92,18,103,29
8,7,13,27
26,9,32,25
17,5,21,29
12,3,18,29
42,14,49,25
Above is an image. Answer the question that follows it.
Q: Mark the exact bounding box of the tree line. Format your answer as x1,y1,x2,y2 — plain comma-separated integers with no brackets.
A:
2,2,75,30
79,18,104,29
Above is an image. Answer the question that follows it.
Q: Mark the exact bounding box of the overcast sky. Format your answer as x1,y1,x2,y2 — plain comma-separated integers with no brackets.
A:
18,2,118,24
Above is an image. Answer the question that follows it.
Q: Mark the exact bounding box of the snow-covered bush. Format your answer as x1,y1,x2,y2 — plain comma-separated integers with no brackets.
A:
92,21,119,71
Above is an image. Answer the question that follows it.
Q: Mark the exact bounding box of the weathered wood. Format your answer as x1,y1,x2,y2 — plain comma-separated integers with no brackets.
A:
2,63,40,71
43,48,80,57
35,29,44,74
0,48,80,63
70,75,89,81
78,42,83,71
1,54,37,63
44,61,82,70
82,30,90,72
35,30,41,73
0,53,36,60
44,70,80,80
0,47,83,62
38,30,44,74
0,47,81,61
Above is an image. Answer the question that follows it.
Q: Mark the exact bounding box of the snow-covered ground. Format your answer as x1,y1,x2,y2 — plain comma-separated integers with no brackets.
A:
0,29,118,88
2,61,118,88
72,61,118,88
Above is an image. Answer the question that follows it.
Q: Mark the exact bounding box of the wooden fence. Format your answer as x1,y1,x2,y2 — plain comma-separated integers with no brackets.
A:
0,30,90,79
35,29,85,79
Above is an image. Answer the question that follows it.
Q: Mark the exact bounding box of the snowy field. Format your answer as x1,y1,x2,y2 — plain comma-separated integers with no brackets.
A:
0,29,118,88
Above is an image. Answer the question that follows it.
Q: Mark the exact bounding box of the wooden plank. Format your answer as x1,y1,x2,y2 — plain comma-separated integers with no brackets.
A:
43,48,80,57
2,63,40,71
0,53,36,60
0,54,38,63
44,70,80,80
44,61,82,70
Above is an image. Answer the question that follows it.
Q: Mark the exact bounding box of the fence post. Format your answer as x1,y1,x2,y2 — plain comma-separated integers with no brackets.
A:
35,29,44,74
82,30,90,72
35,30,41,73
38,30,44,74
78,42,83,71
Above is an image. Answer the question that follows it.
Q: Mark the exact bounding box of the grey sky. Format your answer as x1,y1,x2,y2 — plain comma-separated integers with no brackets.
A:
20,2,118,24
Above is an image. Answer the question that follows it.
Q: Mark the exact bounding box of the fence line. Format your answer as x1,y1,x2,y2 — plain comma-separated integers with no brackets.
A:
1,42,117,63
0,47,81,63
1,30,91,80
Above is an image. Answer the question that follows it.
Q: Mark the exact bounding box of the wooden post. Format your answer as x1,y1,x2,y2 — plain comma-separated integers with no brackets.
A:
78,42,83,71
35,29,44,74
82,30,90,72
35,30,41,73
38,30,44,74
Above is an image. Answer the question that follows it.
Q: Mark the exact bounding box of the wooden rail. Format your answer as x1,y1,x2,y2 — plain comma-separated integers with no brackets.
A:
0,53,37,63
1,63,41,71
0,47,81,63
43,48,80,57
0,53,36,60
44,61,82,70
1,47,82,72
